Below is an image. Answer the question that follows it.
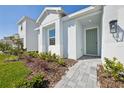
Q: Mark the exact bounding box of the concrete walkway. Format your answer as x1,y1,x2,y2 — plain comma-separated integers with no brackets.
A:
55,56,101,88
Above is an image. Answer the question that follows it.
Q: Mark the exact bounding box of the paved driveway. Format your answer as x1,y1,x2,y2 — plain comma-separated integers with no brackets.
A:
55,56,101,88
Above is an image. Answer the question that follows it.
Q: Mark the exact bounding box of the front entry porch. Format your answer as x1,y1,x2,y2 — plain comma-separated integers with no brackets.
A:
74,10,102,59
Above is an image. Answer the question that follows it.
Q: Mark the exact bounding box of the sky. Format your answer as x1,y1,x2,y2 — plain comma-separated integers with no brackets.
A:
0,5,89,39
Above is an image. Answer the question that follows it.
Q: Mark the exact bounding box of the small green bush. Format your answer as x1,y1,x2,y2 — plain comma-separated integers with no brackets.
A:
104,57,124,80
39,52,65,65
26,51,65,66
39,52,48,60
58,58,65,66
16,74,47,88
0,42,12,53
27,51,39,58
8,48,23,56
39,52,53,62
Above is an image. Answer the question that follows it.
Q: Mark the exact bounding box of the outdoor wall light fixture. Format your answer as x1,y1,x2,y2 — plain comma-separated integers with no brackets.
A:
109,20,124,42
109,20,118,33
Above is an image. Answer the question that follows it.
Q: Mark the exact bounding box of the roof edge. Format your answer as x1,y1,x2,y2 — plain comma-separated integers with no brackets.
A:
36,7,65,23
17,16,36,25
62,5,103,21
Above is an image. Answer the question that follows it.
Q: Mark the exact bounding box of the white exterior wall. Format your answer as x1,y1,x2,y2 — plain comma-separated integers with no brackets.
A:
38,13,63,56
41,14,59,25
76,22,83,59
18,21,27,49
67,20,77,59
63,21,68,58
102,6,124,63
38,26,43,52
54,19,62,56
18,19,38,51
63,20,81,59
26,19,38,51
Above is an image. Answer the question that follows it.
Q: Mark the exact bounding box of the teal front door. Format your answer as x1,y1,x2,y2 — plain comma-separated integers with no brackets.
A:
86,28,97,55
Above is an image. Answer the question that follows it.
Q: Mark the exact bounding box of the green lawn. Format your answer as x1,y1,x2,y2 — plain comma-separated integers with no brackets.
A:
0,54,30,88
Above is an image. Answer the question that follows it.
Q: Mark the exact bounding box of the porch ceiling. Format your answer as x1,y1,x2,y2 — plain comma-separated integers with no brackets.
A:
78,12,102,26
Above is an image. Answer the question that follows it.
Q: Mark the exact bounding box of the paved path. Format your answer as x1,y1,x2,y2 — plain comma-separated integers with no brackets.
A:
55,56,101,88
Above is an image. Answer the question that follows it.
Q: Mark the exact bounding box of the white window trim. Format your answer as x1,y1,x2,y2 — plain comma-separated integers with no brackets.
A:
48,27,55,46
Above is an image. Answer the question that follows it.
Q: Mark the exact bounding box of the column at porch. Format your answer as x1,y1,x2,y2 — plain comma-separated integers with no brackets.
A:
76,21,84,59
38,26,44,53
55,19,62,56
68,20,77,60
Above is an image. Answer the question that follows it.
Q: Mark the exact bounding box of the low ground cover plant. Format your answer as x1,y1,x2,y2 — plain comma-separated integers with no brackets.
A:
39,52,65,65
25,51,65,66
97,57,124,88
26,51,39,58
104,57,124,80
16,74,48,88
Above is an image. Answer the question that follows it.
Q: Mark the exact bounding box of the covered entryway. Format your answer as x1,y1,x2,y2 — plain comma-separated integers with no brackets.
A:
74,10,102,59
86,28,97,55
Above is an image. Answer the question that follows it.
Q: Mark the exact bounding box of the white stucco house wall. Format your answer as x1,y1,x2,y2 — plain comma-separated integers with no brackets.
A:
17,16,38,51
17,5,124,63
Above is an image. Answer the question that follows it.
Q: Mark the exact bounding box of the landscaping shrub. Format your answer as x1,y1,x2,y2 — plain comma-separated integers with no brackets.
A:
27,51,39,58
0,42,12,53
38,52,65,65
16,74,48,88
104,57,124,80
46,52,53,62
58,58,65,66
24,51,65,66
8,48,23,56
39,52,52,61
38,52,46,60
0,42,24,56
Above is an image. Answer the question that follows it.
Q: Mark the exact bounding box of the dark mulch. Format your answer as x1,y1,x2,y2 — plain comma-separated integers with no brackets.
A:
22,56,77,88
97,64,124,88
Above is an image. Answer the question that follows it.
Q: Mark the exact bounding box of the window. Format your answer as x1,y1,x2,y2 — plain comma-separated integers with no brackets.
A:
49,28,55,45
20,25,23,31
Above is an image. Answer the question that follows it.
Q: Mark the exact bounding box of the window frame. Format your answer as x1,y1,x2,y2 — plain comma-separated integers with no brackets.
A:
20,25,23,31
48,28,55,46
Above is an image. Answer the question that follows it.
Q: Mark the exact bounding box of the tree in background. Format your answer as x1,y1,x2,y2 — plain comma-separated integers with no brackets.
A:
0,42,12,53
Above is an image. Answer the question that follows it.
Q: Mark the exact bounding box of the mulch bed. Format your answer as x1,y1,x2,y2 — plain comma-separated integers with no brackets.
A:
97,64,124,88
22,56,77,88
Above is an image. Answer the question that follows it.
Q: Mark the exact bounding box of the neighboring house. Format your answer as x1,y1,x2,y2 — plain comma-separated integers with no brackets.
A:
17,6,124,63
